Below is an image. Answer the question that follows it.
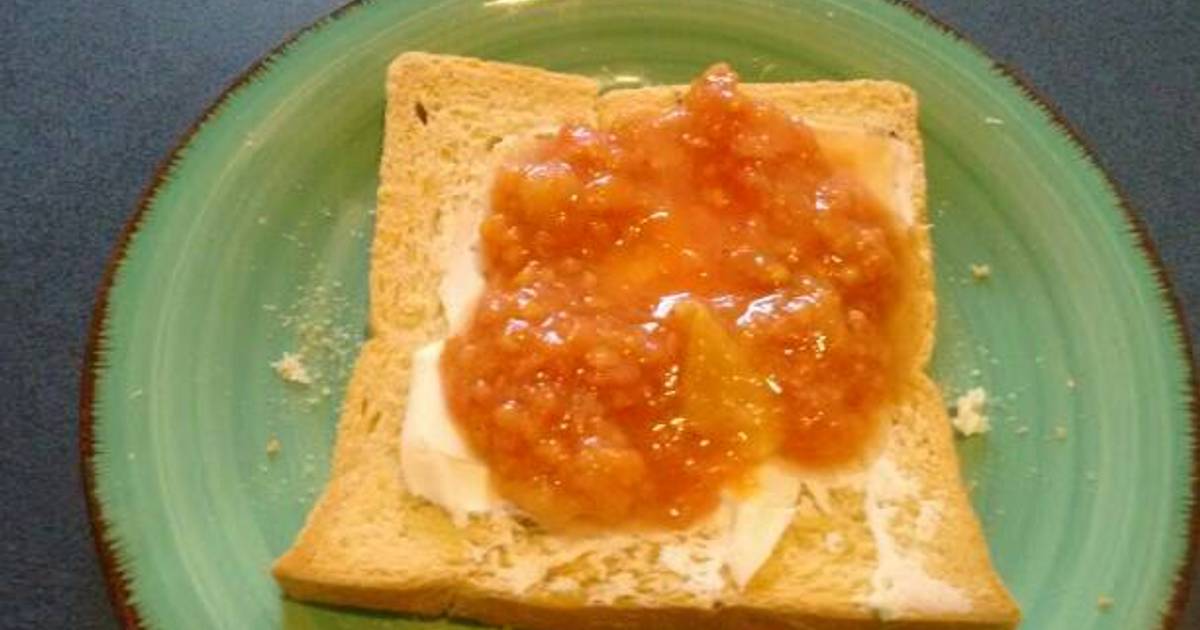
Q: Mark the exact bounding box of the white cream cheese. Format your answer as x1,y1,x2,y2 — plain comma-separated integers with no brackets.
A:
724,461,803,587
864,457,970,618
810,121,917,227
400,341,501,526
400,124,925,592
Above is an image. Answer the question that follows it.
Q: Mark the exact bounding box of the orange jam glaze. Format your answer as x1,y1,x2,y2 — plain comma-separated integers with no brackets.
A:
441,64,917,530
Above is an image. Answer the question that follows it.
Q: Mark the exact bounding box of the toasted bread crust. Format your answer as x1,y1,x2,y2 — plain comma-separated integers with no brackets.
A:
274,53,1019,628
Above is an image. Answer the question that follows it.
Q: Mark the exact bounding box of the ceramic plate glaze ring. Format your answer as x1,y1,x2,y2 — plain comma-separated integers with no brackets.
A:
81,1,1197,629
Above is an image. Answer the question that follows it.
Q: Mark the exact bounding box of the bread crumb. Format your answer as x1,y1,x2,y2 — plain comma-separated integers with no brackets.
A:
983,116,1005,126
272,352,313,385
1053,426,1068,441
970,263,992,281
951,387,990,437
1097,595,1114,610
266,437,282,457
1066,376,1077,389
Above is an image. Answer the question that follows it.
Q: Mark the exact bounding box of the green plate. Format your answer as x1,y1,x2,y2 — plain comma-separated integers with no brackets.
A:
82,1,1197,628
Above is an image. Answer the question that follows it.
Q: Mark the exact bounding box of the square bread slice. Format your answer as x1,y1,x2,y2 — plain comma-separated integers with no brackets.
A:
273,52,1020,629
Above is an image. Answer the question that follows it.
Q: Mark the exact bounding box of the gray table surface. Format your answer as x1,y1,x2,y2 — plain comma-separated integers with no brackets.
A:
2,1,1196,628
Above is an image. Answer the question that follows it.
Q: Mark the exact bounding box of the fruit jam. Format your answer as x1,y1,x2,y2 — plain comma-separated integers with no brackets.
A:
441,64,917,530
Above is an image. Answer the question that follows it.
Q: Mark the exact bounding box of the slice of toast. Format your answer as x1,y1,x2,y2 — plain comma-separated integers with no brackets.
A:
273,53,1020,629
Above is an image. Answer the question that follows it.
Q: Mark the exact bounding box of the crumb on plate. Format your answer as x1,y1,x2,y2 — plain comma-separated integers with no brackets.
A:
272,351,313,385
952,387,990,437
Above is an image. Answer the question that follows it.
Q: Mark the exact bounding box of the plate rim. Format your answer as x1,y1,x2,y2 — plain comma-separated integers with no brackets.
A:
77,1,1200,628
